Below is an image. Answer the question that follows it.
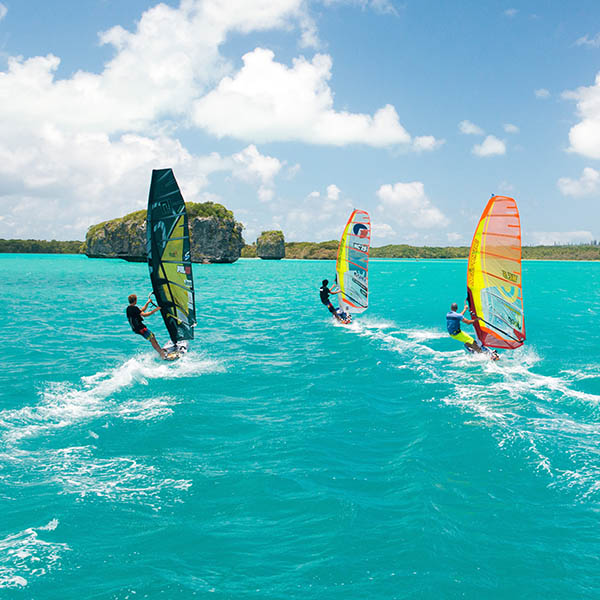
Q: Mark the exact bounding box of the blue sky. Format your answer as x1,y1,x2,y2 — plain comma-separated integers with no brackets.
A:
0,0,599,245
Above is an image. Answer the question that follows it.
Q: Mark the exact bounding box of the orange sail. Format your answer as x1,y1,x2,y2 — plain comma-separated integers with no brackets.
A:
467,196,525,349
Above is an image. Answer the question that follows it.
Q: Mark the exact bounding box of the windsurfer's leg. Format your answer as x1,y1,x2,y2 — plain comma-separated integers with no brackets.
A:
148,332,166,358
326,302,337,315
451,331,481,352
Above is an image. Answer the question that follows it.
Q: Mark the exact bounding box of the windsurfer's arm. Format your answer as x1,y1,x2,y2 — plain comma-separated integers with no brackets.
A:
462,317,475,325
141,306,161,317
141,299,152,311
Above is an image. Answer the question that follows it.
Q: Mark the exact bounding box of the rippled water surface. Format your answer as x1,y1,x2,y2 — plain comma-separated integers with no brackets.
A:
2,255,600,598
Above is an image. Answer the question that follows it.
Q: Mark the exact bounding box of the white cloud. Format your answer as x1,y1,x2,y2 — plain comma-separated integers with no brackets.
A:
563,72,600,158
0,0,443,239
322,0,398,15
528,231,593,245
326,184,341,201
193,48,437,147
504,8,518,17
231,144,282,202
503,123,519,133
0,0,321,238
0,3,7,21
557,167,600,197
371,222,396,243
376,181,448,229
575,33,600,48
472,135,506,157
535,88,550,99
413,135,445,151
459,120,484,135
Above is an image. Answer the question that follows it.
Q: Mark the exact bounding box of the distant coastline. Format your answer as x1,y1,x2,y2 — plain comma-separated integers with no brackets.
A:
3,238,600,261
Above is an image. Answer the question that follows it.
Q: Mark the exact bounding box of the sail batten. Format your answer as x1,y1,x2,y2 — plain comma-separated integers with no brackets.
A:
147,169,196,345
467,195,525,350
336,209,370,315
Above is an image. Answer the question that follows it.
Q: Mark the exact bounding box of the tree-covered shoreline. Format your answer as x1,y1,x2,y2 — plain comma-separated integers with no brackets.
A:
4,237,600,260
0,239,85,254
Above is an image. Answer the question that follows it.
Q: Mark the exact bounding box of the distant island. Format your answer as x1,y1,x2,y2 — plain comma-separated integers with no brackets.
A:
84,202,244,263
3,237,600,261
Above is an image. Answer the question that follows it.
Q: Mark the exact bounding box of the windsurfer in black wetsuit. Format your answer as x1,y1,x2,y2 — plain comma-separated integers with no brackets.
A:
320,279,349,322
319,279,339,316
126,294,166,359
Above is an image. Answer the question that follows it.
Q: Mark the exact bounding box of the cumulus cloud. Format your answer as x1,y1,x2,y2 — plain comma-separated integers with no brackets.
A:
504,8,518,17
575,33,600,48
472,135,506,157
231,144,282,202
557,167,600,197
194,48,435,147
0,0,443,239
529,231,593,245
0,135,281,238
413,135,445,151
376,181,448,229
371,222,396,243
563,73,600,158
459,120,484,135
535,88,550,99
503,123,519,133
0,3,6,21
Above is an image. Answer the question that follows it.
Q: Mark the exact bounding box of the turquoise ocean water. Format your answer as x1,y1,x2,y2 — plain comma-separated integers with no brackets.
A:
1,254,600,598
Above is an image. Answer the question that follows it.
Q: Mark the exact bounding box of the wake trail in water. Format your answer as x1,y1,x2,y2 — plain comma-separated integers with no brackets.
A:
341,316,600,501
0,352,224,444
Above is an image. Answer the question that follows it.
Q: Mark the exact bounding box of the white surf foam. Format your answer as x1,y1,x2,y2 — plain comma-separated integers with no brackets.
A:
0,352,224,444
336,320,600,500
41,446,192,505
0,520,69,589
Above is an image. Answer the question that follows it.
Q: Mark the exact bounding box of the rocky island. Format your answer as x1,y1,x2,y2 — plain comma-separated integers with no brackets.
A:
256,230,285,259
84,202,245,263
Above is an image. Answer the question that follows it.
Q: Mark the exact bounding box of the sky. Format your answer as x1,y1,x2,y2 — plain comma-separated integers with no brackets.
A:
0,0,599,246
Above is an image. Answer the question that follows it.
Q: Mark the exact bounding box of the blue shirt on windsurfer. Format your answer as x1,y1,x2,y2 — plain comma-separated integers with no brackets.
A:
126,294,166,359
446,302,482,353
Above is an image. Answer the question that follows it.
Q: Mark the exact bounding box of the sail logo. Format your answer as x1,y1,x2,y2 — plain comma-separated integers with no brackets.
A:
502,270,518,283
352,242,368,252
177,265,185,274
353,223,369,238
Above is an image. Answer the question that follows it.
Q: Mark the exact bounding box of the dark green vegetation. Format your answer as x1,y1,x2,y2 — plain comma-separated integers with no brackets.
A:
4,233,600,261
240,241,600,260
241,243,257,258
86,202,233,241
0,239,84,254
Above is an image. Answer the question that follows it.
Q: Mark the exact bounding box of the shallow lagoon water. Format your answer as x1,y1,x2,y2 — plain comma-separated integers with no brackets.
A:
1,255,600,598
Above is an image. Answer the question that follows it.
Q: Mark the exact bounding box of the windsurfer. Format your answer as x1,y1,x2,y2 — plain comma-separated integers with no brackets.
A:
446,302,484,353
126,294,166,359
320,279,340,316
